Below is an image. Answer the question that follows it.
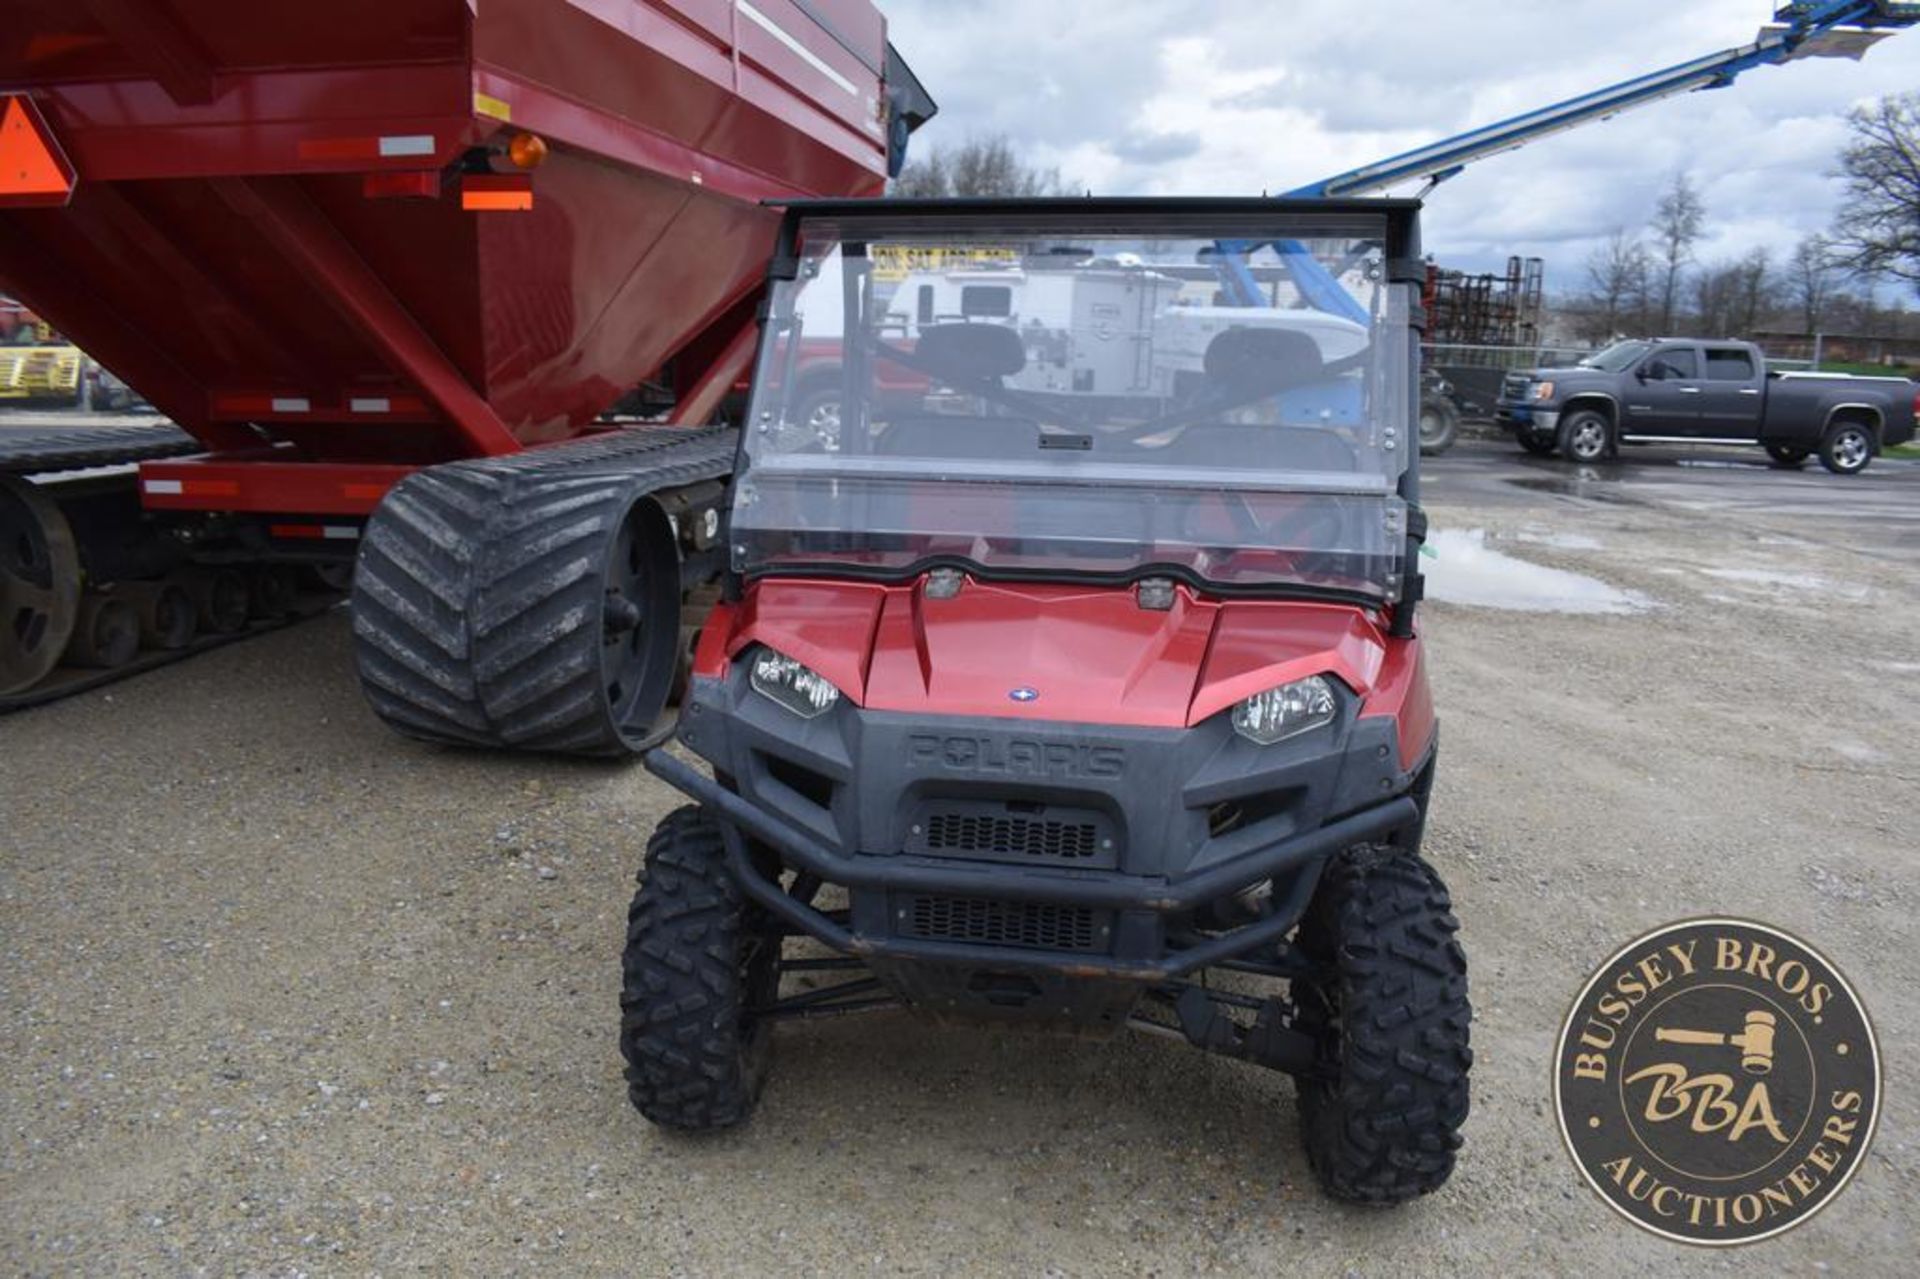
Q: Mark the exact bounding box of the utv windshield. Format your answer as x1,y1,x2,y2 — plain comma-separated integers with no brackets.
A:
733,205,1418,600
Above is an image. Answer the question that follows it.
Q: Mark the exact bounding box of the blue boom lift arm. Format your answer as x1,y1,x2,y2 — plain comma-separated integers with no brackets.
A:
1219,1,1920,323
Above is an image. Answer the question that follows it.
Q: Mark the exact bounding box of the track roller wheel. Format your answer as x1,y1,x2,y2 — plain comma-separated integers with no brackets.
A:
353,468,687,756
186,569,250,635
65,593,140,669
0,475,81,695
122,580,197,650
246,564,299,618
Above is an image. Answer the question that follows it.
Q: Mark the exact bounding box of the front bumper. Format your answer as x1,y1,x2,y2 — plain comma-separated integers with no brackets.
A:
1496,402,1559,437
654,665,1434,988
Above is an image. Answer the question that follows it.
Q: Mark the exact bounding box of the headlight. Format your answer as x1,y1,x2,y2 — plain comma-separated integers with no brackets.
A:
1232,675,1338,746
1530,381,1556,401
749,647,841,719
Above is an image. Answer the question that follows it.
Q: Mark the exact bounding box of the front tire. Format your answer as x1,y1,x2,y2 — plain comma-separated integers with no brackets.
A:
620,807,779,1131
1557,409,1611,464
1417,397,1460,456
1817,421,1875,475
1293,845,1471,1205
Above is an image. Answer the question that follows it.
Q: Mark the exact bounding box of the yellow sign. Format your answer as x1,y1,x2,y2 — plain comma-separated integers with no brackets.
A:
871,244,1019,282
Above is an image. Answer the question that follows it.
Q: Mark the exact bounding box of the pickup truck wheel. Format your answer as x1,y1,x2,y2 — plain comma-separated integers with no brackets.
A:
1417,397,1460,455
782,385,843,452
1765,445,1810,468
1558,409,1612,464
1817,422,1875,476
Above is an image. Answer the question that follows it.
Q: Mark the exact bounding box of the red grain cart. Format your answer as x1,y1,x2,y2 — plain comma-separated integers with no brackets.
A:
0,0,932,747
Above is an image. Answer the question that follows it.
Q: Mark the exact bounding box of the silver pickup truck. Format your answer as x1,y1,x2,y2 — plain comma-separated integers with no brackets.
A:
1496,338,1918,474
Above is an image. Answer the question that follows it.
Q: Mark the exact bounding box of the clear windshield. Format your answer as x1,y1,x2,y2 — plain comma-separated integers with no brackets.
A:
1581,340,1653,372
733,210,1415,599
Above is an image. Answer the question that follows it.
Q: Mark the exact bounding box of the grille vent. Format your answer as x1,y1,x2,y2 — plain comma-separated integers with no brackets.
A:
924,811,1099,861
901,895,1105,952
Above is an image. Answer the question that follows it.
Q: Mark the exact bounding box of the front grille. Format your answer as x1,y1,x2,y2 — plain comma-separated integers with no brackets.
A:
899,895,1106,952
924,811,1099,860
907,799,1118,867
1503,374,1530,400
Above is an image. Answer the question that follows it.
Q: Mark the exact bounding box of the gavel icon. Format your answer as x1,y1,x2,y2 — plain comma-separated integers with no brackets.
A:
1654,1009,1778,1075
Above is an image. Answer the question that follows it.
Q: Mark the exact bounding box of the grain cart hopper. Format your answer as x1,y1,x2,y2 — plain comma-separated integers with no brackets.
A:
0,0,932,746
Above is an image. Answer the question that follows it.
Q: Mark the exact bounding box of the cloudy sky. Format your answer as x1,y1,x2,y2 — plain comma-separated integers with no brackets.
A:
881,0,1920,296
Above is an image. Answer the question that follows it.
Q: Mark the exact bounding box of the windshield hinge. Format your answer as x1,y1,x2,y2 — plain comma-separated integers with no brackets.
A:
924,568,965,600
1137,578,1176,612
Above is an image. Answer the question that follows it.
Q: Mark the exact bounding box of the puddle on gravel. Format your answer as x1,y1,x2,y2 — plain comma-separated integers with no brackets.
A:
1423,528,1651,615
1505,473,1646,506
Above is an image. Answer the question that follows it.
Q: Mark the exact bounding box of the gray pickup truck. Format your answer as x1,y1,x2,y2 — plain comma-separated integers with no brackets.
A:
1496,338,1918,474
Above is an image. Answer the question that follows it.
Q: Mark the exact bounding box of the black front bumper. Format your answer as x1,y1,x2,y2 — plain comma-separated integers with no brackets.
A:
647,748,1417,981
648,665,1433,990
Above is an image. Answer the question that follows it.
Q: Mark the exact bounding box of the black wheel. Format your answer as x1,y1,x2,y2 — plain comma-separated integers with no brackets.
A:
353,469,684,755
1557,409,1611,464
186,569,249,635
1293,845,1471,1205
1516,433,1557,457
1766,444,1810,468
620,806,779,1130
1817,420,1875,475
246,564,299,618
0,474,80,695
1417,397,1460,456
123,580,196,650
65,593,139,668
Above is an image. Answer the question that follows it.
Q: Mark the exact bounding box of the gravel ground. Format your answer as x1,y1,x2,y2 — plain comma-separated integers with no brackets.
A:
3,446,1917,1275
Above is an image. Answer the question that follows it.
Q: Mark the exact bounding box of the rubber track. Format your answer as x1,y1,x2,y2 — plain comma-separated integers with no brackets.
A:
351,425,736,754
620,806,768,1129
1295,847,1472,1204
0,422,197,475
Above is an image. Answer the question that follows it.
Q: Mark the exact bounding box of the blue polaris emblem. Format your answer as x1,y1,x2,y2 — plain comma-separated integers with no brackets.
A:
1008,686,1040,703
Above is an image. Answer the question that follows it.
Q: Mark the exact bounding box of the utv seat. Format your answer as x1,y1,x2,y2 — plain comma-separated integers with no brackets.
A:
1174,325,1361,472
876,322,1035,458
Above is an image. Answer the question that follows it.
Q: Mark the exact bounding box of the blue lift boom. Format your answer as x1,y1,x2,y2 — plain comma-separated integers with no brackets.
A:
1219,2,1920,323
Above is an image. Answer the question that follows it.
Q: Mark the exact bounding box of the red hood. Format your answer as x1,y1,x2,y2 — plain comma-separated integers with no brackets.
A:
708,578,1394,730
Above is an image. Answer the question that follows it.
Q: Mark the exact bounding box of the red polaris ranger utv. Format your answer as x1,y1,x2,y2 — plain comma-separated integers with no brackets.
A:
629,198,1470,1204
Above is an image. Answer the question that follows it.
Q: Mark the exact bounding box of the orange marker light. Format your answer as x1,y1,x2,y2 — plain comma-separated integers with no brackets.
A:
507,131,549,170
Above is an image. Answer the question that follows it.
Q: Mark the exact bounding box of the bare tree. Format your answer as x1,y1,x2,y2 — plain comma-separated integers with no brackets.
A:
892,135,1070,198
1583,228,1650,337
1692,259,1742,336
1735,247,1772,336
1650,172,1707,333
1789,234,1839,336
1829,92,1920,293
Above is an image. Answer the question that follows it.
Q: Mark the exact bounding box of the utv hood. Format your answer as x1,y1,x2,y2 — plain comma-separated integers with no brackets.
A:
708,578,1394,730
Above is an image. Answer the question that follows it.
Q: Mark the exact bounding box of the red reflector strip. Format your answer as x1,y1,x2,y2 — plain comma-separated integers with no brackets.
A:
149,478,241,498
347,396,427,415
363,171,439,200
212,393,314,417
0,95,76,208
461,174,534,212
